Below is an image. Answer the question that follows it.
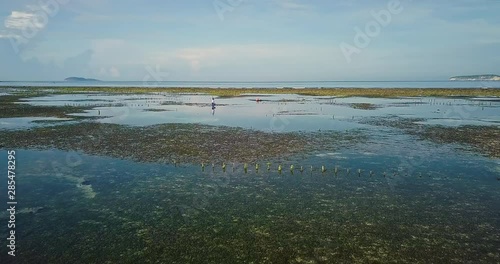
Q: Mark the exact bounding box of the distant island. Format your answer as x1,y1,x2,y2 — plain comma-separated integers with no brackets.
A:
450,74,500,81
65,77,101,82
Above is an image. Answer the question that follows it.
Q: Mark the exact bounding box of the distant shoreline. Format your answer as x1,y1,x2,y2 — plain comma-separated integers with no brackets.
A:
450,74,500,81
65,77,102,82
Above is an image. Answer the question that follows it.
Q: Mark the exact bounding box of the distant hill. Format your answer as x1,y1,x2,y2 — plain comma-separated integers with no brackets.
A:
450,74,500,81
64,77,101,82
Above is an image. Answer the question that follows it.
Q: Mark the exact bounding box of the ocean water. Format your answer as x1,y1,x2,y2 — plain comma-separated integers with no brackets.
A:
1,80,500,88
1,91,499,263
1,135,499,263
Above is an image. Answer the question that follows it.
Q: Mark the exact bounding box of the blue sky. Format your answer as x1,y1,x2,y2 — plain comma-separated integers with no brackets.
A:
0,0,499,81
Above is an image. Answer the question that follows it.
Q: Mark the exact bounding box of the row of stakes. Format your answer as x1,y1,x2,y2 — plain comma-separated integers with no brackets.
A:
197,163,482,180
171,161,407,178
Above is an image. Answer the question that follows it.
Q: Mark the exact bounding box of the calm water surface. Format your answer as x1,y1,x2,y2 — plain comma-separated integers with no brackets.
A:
1,92,499,263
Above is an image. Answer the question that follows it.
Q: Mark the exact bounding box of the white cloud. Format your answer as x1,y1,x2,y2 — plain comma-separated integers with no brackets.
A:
176,45,276,60
0,32,18,39
140,44,342,80
4,11,45,30
142,43,343,80
0,3,62,54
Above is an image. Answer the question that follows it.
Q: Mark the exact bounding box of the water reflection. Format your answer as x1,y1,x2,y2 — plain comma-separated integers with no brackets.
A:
211,97,216,115
9,93,498,132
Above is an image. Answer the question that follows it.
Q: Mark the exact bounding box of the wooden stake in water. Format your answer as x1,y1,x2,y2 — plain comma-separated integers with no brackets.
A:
201,162,205,172
290,165,294,175
322,166,326,174
299,166,304,174
255,163,259,173
334,166,339,176
278,164,282,174
244,163,248,174
222,162,226,173
267,162,271,171
358,169,362,177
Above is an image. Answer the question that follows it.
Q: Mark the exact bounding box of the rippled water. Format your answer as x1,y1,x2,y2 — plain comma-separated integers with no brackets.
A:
1,93,499,263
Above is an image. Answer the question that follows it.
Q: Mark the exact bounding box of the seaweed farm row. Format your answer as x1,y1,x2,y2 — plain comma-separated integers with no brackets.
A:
191,161,497,181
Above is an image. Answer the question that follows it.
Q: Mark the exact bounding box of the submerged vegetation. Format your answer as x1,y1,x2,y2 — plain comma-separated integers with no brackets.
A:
0,122,365,164
350,103,379,110
0,93,93,119
1,148,498,263
420,125,500,158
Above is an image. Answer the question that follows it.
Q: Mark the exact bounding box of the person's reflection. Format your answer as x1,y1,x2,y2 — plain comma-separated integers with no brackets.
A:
211,97,216,115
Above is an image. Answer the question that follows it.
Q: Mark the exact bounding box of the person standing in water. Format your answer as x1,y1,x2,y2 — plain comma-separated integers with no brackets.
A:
211,97,216,115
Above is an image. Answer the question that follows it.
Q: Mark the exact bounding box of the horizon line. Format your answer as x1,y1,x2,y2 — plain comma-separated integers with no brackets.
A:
1,79,462,83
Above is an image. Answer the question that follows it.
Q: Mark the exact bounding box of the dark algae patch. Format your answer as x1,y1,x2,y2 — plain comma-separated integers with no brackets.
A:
419,125,500,158
0,122,364,164
0,93,93,119
350,103,379,110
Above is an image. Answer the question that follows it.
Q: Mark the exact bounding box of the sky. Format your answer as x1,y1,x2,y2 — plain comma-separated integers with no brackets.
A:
0,0,499,81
